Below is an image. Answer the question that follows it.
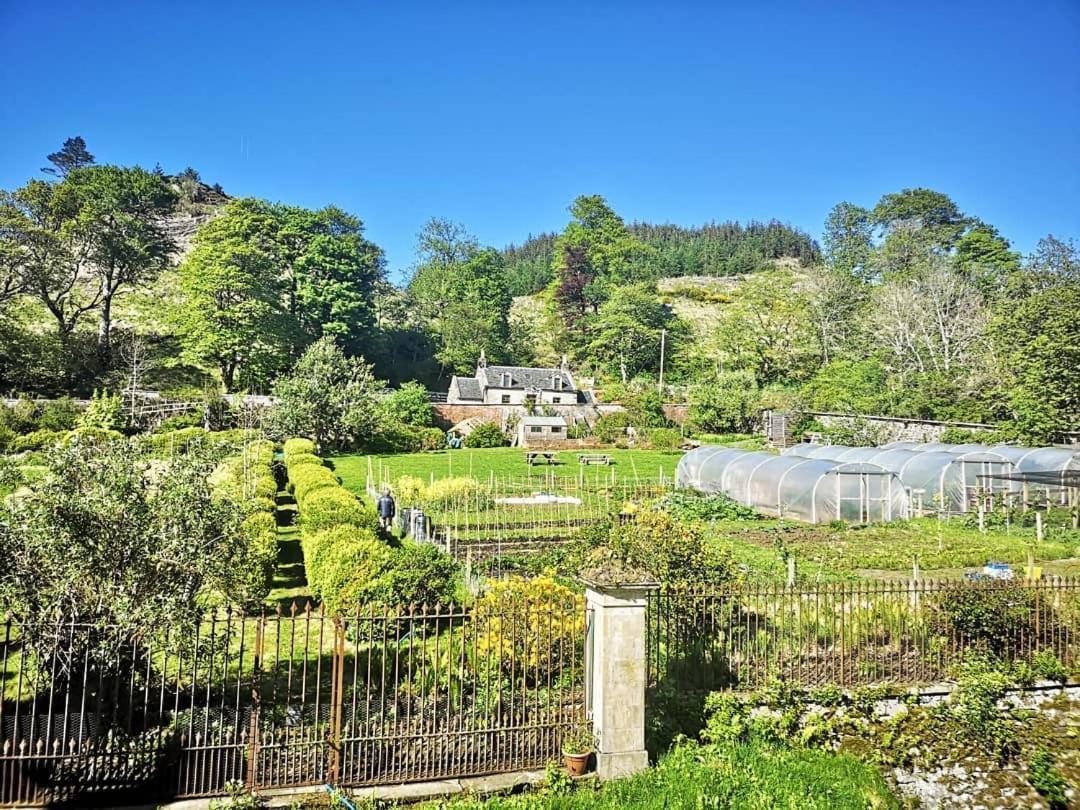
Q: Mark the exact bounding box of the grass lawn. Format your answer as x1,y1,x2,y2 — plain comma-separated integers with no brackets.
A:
408,741,899,810
331,448,685,494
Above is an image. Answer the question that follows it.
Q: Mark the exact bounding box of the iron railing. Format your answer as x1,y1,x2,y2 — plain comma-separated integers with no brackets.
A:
0,596,585,806
647,577,1080,694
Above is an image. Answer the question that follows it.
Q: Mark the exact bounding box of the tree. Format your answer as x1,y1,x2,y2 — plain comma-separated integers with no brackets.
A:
712,268,818,385
871,188,968,248
42,136,95,177
798,359,891,414
0,440,252,664
64,165,177,360
993,286,1080,442
804,266,864,364
954,221,1020,295
268,337,383,449
823,202,874,281
585,284,678,382
869,259,987,376
1023,235,1080,292
688,370,760,433
174,199,293,390
381,381,432,427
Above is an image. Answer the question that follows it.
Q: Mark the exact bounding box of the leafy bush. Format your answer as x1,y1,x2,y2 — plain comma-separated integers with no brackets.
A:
11,429,66,452
300,487,379,534
61,427,125,447
950,655,1016,760
930,583,1038,657
0,425,14,453
302,525,393,614
393,475,428,506
593,411,632,444
421,476,492,511
659,490,761,522
579,511,738,586
416,427,445,451
382,381,433,427
473,574,584,683
77,389,124,431
689,371,760,433
153,411,205,433
283,437,316,459
372,542,460,608
37,398,81,432
464,422,507,448
239,511,279,596
647,427,681,451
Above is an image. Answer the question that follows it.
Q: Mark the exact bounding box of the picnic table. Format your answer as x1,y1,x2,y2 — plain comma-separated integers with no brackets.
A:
578,453,612,466
525,451,557,466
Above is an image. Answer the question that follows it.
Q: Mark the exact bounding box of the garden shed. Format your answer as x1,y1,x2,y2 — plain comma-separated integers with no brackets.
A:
516,415,567,447
676,447,910,524
782,444,1015,514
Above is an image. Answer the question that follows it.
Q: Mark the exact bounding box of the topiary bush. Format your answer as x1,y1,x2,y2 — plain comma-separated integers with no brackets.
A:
240,511,279,596
285,452,323,470
301,488,379,534
283,437,317,459
290,464,340,507
302,525,393,615
463,422,508,448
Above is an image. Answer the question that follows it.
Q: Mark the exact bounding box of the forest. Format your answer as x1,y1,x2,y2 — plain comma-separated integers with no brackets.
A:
1,136,1077,443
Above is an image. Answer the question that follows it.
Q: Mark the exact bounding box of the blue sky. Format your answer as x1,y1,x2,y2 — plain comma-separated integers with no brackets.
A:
1,1,1077,280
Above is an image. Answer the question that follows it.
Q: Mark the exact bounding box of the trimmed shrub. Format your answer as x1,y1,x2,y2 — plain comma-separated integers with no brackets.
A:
285,452,323,470
303,525,393,615
284,437,316,459
464,422,507,448
240,511,278,596
417,427,445,451
11,429,66,452
290,464,340,506
301,488,379,534
373,543,461,608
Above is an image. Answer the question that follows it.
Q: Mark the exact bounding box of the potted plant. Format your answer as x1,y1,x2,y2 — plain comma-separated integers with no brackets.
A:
561,725,596,776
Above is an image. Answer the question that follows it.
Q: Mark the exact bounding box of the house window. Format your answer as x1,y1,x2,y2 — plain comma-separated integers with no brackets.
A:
551,426,563,433
501,373,512,387
552,397,561,404
501,395,511,404
554,376,563,390
530,426,542,433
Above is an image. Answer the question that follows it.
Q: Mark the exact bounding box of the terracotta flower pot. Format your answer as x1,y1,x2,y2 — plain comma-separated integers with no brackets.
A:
562,751,592,776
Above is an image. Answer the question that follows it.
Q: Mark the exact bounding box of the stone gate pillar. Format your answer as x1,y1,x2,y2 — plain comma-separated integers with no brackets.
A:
584,581,653,780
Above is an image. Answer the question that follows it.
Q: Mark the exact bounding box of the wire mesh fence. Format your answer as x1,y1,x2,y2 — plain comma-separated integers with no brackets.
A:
647,577,1080,694
0,596,586,806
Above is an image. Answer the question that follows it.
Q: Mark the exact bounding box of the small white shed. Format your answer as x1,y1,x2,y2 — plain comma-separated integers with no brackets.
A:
516,415,568,447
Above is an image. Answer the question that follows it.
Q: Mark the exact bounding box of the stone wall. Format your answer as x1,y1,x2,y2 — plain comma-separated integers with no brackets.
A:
765,409,996,447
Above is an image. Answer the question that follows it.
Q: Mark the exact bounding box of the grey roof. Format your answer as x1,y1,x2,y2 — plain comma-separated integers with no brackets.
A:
520,415,567,426
453,377,483,400
483,365,575,391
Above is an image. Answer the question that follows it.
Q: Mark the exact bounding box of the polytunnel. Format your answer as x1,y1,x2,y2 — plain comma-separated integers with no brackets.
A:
878,441,1080,503
675,447,910,524
781,444,1016,514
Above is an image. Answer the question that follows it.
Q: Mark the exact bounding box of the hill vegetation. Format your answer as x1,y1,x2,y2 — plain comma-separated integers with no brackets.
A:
1,136,1077,443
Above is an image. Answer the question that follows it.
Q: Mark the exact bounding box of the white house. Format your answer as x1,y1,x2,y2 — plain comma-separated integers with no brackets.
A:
447,353,582,406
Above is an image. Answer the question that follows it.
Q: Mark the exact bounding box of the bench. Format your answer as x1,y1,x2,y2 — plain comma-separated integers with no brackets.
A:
578,453,612,466
525,451,557,466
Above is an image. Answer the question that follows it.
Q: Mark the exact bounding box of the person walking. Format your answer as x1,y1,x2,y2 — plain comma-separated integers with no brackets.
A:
376,488,396,531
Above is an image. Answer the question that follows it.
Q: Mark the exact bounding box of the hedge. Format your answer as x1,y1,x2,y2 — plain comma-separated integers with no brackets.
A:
302,525,393,615
11,429,67,452
290,464,340,507
301,487,380,534
284,438,316,460
284,452,323,470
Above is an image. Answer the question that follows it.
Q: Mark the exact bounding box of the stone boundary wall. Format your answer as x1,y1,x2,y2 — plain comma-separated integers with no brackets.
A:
769,409,996,445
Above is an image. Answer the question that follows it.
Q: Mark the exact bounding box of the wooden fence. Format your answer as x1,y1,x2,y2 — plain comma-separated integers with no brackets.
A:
647,577,1080,693
0,597,586,806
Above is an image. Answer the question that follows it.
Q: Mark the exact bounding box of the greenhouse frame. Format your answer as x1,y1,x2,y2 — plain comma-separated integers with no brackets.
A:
676,447,910,524
879,441,1080,505
781,444,1015,514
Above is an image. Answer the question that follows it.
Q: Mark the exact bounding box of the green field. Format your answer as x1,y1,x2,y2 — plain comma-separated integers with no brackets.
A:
331,448,684,493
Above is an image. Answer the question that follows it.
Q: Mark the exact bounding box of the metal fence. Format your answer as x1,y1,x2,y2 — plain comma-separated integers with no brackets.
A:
647,578,1080,694
0,597,586,806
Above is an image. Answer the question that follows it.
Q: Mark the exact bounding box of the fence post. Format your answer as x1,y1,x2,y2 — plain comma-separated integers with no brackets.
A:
584,581,652,781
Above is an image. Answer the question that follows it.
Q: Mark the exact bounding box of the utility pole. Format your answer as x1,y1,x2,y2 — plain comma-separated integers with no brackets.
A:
657,329,667,396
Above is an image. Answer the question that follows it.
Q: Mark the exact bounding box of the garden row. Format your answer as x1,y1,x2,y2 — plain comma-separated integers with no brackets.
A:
283,439,460,614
